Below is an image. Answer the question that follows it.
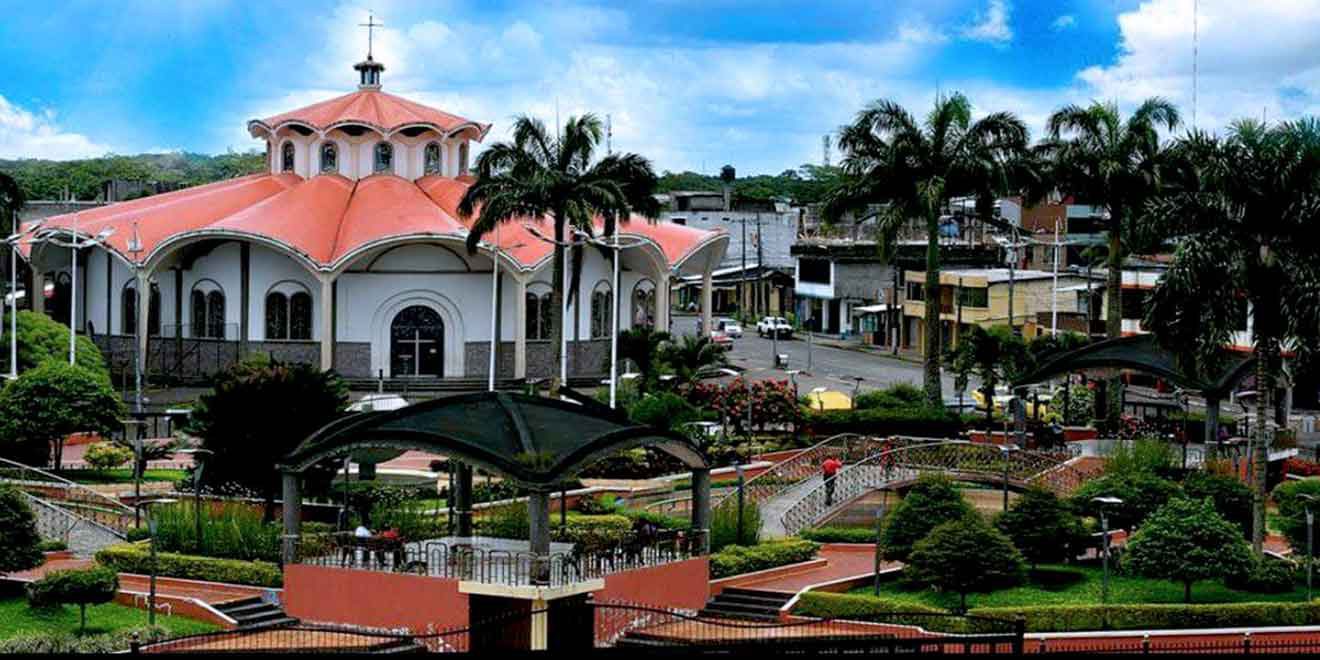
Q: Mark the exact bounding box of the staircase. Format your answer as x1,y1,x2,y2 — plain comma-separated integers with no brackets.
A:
698,587,793,622
215,597,298,630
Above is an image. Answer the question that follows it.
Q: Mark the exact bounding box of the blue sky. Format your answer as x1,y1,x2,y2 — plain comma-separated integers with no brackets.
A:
2,1,1319,175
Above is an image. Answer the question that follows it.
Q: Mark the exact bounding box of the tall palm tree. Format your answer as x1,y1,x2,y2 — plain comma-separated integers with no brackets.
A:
662,335,728,387
947,325,1028,424
617,325,670,396
1041,99,1180,421
823,93,1030,406
1143,119,1320,555
458,115,660,378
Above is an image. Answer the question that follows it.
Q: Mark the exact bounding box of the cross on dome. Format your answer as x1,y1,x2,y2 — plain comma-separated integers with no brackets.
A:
353,13,386,90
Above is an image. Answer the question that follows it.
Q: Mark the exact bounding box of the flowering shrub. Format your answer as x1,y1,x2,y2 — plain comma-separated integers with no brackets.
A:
707,378,801,435
1285,457,1320,478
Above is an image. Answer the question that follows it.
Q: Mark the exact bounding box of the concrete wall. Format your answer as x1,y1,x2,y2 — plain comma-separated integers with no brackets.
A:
663,212,796,269
283,565,469,633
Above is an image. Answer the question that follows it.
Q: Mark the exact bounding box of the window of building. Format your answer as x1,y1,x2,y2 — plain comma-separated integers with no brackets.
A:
590,281,613,339
374,142,393,173
121,284,161,336
191,284,226,339
320,142,337,173
265,292,288,340
907,281,925,301
458,142,470,175
290,292,312,339
632,280,656,327
424,142,442,175
265,288,313,340
281,142,295,172
799,258,830,285
957,286,988,308
525,285,553,340
1121,289,1149,321
207,292,225,339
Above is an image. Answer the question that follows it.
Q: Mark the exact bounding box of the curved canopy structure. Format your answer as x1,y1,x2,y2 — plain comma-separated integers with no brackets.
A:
281,391,707,490
1013,333,1255,398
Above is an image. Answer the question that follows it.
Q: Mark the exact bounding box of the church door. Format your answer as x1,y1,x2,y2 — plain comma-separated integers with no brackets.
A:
390,305,444,377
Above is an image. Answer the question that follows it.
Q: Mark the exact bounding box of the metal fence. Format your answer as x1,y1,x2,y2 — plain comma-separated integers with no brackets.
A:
1033,632,1320,654
0,456,136,536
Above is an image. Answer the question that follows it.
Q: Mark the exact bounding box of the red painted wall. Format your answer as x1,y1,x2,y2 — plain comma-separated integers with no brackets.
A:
596,558,710,611
283,565,469,634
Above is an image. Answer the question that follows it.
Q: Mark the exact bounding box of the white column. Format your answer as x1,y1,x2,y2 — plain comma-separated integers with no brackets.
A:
319,276,334,371
514,277,527,379
656,272,671,333
701,270,713,336
136,270,151,378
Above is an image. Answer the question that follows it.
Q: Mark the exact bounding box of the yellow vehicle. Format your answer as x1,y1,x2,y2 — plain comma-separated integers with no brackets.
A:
970,387,1059,422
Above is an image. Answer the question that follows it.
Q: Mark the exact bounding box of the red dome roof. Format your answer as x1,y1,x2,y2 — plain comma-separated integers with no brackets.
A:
249,90,490,139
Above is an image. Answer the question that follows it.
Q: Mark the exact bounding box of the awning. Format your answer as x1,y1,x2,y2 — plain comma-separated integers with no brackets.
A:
854,304,891,313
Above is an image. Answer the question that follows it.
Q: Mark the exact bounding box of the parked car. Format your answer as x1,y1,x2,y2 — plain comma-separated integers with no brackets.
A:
710,331,735,348
716,318,743,338
756,316,794,339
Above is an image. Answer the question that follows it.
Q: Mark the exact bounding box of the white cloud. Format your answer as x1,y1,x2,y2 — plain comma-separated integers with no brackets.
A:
962,0,1013,46
1051,15,1076,31
1077,0,1320,132
0,96,109,160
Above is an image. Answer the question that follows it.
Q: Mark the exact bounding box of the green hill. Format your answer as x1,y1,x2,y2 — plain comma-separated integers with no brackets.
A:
0,151,266,202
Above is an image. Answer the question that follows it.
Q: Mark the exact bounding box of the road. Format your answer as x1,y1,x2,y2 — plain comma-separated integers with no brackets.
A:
671,315,974,406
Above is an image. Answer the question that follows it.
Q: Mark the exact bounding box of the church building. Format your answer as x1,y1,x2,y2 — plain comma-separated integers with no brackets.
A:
20,53,728,383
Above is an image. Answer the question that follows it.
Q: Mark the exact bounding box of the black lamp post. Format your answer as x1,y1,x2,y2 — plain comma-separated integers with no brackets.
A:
1092,496,1123,604
1301,494,1318,602
999,444,1019,512
176,448,213,552
138,498,178,627
735,464,746,546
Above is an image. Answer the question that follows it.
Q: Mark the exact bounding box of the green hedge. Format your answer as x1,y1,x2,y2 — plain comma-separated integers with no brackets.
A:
0,627,170,654
710,539,819,579
798,527,877,544
969,602,1320,633
94,544,282,588
803,406,965,438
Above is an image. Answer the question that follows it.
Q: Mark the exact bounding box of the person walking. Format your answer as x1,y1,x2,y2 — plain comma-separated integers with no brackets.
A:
822,456,843,506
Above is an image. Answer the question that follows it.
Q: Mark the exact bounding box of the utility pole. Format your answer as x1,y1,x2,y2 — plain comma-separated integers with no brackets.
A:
892,269,901,355
755,212,763,318
1051,218,1061,335
1007,229,1017,332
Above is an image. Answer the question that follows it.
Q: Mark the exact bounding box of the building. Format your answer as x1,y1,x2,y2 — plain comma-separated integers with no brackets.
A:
18,52,728,384
661,192,798,271
672,263,794,318
901,267,1099,355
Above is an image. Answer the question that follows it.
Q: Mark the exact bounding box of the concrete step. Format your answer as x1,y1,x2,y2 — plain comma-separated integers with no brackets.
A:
697,606,780,622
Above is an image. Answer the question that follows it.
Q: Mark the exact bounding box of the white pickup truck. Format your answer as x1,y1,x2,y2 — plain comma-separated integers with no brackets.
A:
756,316,794,339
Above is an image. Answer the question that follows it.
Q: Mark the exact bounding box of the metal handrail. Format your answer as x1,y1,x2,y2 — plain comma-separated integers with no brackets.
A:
711,433,888,512
0,456,137,535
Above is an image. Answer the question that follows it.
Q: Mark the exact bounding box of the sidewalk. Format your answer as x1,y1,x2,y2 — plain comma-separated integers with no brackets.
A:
809,336,926,365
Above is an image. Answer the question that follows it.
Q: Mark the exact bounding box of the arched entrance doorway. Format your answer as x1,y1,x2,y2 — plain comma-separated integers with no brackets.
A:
390,305,444,377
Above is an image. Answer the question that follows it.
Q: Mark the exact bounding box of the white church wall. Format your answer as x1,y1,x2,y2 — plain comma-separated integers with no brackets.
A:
185,243,244,336
249,246,322,341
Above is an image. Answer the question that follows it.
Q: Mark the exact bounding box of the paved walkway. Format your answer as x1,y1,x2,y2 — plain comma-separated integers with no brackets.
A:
758,476,824,539
720,544,896,594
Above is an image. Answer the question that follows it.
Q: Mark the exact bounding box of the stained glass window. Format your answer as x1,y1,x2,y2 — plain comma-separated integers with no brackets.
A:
320,142,337,173
424,143,442,175
374,142,393,173
282,142,295,172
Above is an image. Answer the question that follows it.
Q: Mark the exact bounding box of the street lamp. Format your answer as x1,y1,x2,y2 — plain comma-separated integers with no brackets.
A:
1301,494,1318,602
33,220,115,365
574,230,648,410
735,463,746,546
138,497,179,627
4,219,44,379
123,417,147,527
176,448,214,552
999,444,1019,511
786,370,802,443
1092,496,1123,604
873,496,888,597
474,226,526,394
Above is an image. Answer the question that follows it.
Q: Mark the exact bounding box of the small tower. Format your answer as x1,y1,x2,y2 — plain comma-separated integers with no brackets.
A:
354,13,385,90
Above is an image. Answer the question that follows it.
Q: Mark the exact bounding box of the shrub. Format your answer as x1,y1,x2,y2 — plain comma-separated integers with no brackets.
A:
1225,556,1297,594
474,506,635,546
1104,437,1178,477
1272,479,1320,559
37,540,68,552
799,526,877,544
627,392,698,431
621,509,688,531
1070,471,1182,531
0,311,109,383
1049,384,1095,426
792,591,948,627
996,487,1085,569
26,567,119,632
880,474,974,561
83,442,134,472
710,498,761,551
0,484,44,572
577,494,623,515
94,543,282,588
904,516,1026,612
1284,457,1320,478
803,405,964,438
0,627,170,654
0,361,125,469
853,384,926,410
150,501,282,562
1122,497,1255,603
1182,470,1252,535
709,538,819,579
970,602,1320,633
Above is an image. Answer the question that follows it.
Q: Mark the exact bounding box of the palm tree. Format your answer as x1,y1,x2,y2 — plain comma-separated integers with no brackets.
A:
662,335,728,387
1142,119,1320,555
458,115,660,378
617,326,670,396
947,325,1028,424
823,93,1029,407
1041,99,1181,421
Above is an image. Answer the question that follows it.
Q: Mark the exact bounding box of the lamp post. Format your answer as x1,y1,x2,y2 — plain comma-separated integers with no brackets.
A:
176,448,213,552
138,497,178,627
523,224,588,387
576,231,647,409
735,463,746,546
786,369,801,443
1092,496,1123,604
1302,494,1318,602
999,444,1019,511
123,418,146,527
873,496,888,596
4,220,44,379
478,226,525,394
35,219,114,365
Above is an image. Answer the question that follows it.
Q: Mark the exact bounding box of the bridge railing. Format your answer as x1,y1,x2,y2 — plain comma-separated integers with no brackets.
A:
0,457,136,537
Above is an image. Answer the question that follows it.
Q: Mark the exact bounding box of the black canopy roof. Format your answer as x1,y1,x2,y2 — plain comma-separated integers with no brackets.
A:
280,390,706,490
1013,334,1255,398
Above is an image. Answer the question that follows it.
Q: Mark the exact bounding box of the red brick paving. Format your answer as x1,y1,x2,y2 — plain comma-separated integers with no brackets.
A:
720,544,897,593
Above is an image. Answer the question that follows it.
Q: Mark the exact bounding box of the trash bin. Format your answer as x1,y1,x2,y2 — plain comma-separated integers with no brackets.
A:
776,354,789,369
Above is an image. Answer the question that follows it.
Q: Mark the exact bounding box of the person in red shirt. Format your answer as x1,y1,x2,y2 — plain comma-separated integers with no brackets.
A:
822,457,843,506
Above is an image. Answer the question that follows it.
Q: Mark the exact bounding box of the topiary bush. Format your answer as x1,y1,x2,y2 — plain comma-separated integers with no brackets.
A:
995,486,1085,569
0,361,125,469
709,538,819,579
1070,471,1182,532
904,515,1026,612
0,311,110,383
0,484,44,572
83,442,134,472
1225,556,1297,594
970,602,1320,633
1182,470,1252,535
1121,497,1254,603
879,474,974,561
26,566,119,633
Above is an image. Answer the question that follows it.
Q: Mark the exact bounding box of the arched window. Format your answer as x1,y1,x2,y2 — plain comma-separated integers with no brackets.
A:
320,142,338,173
265,292,288,339
281,142,295,172
265,286,314,340
632,279,656,328
590,281,613,339
191,282,226,339
121,283,161,336
424,142,442,175
374,142,393,173
458,142,470,175
525,285,553,341
290,292,312,340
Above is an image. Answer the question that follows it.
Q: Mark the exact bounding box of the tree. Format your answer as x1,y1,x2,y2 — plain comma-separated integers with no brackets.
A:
946,325,1028,424
905,515,1025,612
617,326,670,396
661,334,727,386
1142,120,1320,555
0,361,124,469
0,311,110,384
1182,470,1253,537
458,115,660,380
996,486,1085,569
1271,479,1320,560
879,474,975,560
1070,471,1182,532
1122,497,1254,603
1043,99,1181,422
824,93,1029,407
25,567,119,633
0,484,44,573
187,358,348,521
82,442,133,472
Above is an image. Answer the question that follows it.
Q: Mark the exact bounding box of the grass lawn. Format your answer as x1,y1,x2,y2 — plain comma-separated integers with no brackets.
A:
58,469,187,485
0,597,217,638
849,563,1309,610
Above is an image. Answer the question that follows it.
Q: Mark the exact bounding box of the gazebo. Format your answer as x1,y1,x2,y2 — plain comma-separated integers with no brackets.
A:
1013,334,1255,445
277,389,713,569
